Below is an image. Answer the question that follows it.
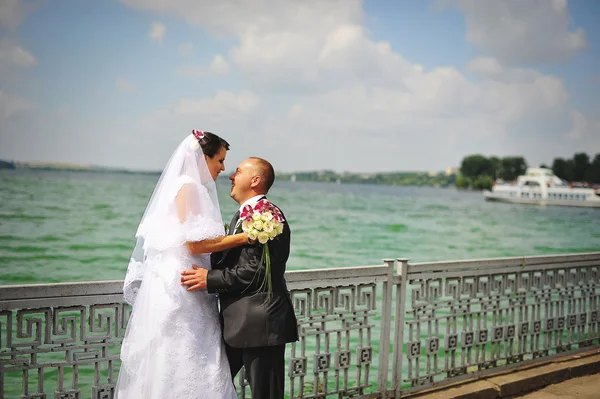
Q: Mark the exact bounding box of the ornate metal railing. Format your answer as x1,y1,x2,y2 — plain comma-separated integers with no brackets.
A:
1,252,599,399
394,252,600,397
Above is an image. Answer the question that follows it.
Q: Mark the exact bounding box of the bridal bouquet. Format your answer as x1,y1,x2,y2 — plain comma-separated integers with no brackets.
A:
239,199,285,295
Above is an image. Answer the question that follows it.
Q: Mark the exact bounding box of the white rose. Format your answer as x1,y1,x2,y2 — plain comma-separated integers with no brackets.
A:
253,220,264,230
252,212,262,221
242,221,253,232
275,223,284,234
263,221,274,233
248,230,258,241
261,212,273,222
189,136,200,151
268,229,278,239
258,232,269,244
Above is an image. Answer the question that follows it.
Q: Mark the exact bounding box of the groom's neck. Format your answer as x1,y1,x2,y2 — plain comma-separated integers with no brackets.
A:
236,191,267,206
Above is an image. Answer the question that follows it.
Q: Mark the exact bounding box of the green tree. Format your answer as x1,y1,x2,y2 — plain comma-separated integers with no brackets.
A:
564,159,575,182
455,175,470,189
489,156,502,180
552,158,567,180
473,176,493,190
584,153,600,184
572,152,590,182
460,155,493,181
501,157,527,180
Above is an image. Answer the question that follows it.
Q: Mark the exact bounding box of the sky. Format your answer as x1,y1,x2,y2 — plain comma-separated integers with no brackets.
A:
0,0,599,173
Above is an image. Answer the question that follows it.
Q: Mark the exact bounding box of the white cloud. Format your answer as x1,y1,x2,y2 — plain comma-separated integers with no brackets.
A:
0,39,37,71
121,0,598,172
142,90,258,127
465,58,574,138
148,21,166,44
467,57,503,76
0,90,32,119
445,0,587,63
286,63,570,138
175,90,258,116
178,42,194,57
567,110,586,140
57,106,70,120
566,110,600,143
136,90,274,171
0,0,39,30
210,55,230,74
468,56,548,84
115,77,135,93
121,0,363,37
176,54,230,78
0,3,38,83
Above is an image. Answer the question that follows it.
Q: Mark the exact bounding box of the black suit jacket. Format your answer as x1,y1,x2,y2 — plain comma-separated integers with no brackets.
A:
207,199,299,348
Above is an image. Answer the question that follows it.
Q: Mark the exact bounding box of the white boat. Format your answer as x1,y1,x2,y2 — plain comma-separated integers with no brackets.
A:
483,167,600,208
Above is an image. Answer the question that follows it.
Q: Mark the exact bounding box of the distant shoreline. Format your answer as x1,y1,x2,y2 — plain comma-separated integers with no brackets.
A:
0,160,161,175
276,170,457,187
0,159,457,187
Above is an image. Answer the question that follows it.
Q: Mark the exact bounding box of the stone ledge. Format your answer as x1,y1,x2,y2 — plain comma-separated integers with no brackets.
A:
556,352,600,379
407,349,600,399
487,363,570,397
408,380,499,399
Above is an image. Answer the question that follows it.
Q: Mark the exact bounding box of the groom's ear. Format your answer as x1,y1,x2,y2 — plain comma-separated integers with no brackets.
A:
250,175,262,189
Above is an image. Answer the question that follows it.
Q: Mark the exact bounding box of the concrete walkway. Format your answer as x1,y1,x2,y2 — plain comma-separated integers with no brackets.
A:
411,348,600,399
512,373,600,399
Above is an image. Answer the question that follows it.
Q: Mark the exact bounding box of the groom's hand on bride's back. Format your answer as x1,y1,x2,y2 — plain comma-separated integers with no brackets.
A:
180,264,208,291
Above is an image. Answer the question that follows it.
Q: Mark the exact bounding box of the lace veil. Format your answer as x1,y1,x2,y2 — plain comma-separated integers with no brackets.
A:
123,133,226,305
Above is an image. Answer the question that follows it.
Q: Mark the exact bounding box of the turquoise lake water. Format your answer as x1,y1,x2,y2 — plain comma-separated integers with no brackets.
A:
1,169,600,397
1,169,600,285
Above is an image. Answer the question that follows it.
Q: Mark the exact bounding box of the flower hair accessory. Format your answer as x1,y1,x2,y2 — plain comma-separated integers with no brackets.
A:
189,129,204,150
192,129,204,140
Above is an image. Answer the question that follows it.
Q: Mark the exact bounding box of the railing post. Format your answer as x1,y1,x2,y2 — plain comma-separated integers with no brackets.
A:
393,258,409,398
378,259,396,397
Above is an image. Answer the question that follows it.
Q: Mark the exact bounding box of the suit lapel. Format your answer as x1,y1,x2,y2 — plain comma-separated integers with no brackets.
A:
218,211,240,262
228,211,240,235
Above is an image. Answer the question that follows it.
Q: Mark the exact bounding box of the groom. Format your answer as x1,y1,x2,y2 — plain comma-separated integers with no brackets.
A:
181,157,298,399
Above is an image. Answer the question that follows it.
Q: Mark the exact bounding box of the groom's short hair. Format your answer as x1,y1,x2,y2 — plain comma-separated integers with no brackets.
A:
250,157,275,192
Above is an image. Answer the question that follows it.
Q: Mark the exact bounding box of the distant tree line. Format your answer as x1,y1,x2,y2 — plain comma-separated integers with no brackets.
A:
456,155,527,190
457,152,600,190
275,170,457,187
0,160,16,169
545,153,600,183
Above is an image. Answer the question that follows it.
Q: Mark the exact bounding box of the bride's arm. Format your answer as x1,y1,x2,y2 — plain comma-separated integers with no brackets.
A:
176,183,248,254
185,234,248,254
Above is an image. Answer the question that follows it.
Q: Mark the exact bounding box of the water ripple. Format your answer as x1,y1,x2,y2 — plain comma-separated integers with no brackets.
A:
1,170,599,284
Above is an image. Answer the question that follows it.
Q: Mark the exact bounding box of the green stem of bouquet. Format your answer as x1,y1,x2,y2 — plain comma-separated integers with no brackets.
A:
258,243,273,300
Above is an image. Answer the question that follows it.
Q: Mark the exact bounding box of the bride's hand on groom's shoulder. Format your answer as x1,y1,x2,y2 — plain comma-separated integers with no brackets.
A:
180,264,208,291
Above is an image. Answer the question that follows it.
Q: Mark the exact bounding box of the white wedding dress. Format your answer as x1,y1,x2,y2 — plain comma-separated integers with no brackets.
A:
114,134,238,399
114,249,237,399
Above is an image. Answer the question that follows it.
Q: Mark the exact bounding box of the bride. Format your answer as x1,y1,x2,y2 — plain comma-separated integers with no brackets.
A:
115,130,247,398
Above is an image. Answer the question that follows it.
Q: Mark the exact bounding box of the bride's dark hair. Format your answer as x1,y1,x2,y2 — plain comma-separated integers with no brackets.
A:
198,132,230,157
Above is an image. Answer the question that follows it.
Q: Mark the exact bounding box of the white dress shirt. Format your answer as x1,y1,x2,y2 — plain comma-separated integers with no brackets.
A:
238,194,266,213
234,194,266,231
